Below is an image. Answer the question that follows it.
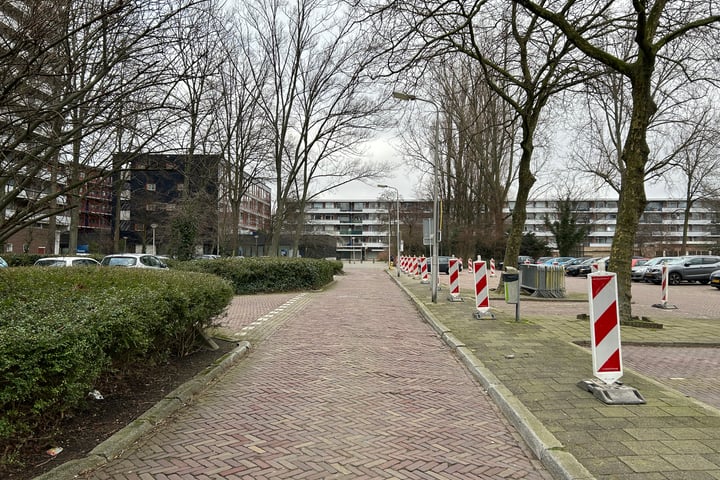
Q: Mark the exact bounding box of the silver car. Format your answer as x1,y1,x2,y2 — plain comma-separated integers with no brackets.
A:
100,254,168,269
632,256,677,282
34,256,100,267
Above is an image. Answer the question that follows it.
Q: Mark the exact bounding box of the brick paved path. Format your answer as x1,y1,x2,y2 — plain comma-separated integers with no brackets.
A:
81,265,550,479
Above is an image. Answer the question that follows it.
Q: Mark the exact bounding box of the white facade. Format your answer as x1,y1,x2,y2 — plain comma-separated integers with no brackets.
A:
304,200,392,260
307,197,720,259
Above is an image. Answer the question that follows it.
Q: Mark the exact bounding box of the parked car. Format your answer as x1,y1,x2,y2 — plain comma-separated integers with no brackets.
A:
644,255,720,285
427,256,463,274
710,269,720,289
534,256,553,265
100,254,168,269
632,256,677,282
543,256,576,266
518,255,534,265
0,256,7,268
34,256,100,267
565,257,599,276
631,257,648,267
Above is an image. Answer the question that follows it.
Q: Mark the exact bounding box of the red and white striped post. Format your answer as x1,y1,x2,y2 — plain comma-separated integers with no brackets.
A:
420,256,429,284
412,256,419,278
588,272,623,386
652,261,677,309
472,261,494,319
661,262,669,306
447,258,462,301
490,258,496,277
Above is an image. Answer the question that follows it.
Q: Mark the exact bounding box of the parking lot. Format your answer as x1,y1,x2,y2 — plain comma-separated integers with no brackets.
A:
441,265,720,321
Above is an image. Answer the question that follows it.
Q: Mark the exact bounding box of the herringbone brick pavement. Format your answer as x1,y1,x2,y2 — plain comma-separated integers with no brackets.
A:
80,266,551,479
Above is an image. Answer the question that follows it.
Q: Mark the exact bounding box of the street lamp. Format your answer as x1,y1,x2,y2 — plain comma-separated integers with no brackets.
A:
150,223,157,255
392,90,441,302
351,237,355,263
378,184,401,277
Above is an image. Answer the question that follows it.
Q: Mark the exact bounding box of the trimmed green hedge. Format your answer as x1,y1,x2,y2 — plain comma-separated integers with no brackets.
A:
174,257,342,294
0,267,233,449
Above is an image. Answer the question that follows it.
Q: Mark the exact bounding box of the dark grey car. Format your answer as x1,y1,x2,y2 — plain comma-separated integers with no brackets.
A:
646,255,720,285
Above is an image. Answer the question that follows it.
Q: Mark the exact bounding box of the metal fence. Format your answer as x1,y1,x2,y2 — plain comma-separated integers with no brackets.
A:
519,264,566,298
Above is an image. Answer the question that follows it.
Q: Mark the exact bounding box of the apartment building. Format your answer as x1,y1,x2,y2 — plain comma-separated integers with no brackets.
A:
518,198,720,257
304,199,404,261
306,197,720,260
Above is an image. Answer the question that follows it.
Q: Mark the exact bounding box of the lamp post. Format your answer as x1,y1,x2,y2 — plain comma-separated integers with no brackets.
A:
150,223,157,255
393,91,441,302
351,237,355,263
377,184,401,277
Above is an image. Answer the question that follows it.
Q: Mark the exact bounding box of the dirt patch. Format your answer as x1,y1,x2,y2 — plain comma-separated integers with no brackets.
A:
2,339,237,480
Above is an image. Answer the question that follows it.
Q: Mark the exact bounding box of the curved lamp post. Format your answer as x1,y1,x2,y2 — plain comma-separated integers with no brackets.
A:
392,91,440,302
377,184,401,277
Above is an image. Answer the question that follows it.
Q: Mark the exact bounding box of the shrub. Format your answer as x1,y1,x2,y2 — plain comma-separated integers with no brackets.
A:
175,257,340,294
0,267,233,451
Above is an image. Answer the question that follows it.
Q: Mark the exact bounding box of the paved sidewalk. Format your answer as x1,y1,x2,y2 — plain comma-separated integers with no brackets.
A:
401,265,720,479
68,264,551,479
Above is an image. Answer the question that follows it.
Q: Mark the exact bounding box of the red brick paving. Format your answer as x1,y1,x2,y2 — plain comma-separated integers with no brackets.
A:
81,266,550,479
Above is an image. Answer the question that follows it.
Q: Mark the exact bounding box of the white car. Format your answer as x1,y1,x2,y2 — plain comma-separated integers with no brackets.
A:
34,256,100,267
0,256,7,268
100,254,168,269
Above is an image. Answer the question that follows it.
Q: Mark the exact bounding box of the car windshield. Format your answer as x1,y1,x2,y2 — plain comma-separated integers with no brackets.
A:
106,257,137,266
36,259,66,267
666,257,687,264
581,258,597,265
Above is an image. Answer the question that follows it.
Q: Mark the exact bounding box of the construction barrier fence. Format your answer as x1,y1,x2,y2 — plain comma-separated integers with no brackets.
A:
518,264,566,298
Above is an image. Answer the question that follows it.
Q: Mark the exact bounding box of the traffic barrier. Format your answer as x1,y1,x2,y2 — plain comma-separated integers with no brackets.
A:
420,256,429,284
588,273,623,385
518,264,566,298
412,256,419,278
653,261,677,309
447,258,462,301
578,272,646,404
472,261,494,319
490,258,496,277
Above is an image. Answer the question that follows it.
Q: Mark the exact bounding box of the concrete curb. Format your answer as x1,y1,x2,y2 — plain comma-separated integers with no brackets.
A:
392,273,594,480
34,341,252,480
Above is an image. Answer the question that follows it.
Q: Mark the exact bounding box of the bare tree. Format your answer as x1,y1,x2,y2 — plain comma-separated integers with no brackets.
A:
516,0,720,321
240,0,391,256
362,0,594,273
213,13,273,255
665,105,720,253
0,0,206,249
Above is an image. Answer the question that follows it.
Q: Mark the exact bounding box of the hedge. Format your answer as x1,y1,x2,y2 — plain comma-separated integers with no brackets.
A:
173,256,342,294
0,267,233,449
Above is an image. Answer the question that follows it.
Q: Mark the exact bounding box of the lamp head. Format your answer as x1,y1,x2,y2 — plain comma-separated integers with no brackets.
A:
392,91,417,101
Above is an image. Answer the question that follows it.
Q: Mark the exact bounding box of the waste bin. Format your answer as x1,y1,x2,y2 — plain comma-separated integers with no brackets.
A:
503,272,520,305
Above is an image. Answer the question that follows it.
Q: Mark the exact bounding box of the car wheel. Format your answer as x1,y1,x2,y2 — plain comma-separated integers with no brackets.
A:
669,272,682,285
699,280,709,285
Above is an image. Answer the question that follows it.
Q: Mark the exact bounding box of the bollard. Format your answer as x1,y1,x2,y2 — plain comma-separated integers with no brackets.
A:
420,256,429,284
653,261,677,309
490,258,496,277
447,258,463,302
577,272,645,404
472,261,494,319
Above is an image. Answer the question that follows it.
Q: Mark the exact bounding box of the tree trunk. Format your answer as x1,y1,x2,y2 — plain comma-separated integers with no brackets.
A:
610,72,655,322
503,118,537,272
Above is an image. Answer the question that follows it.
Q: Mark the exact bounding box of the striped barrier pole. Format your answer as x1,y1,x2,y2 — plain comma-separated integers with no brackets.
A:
578,272,646,404
490,258,496,277
412,256,419,278
653,261,677,309
473,261,494,319
447,258,462,301
420,256,429,284
588,272,623,385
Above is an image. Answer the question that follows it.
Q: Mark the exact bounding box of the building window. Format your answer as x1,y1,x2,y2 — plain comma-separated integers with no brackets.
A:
146,183,156,191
